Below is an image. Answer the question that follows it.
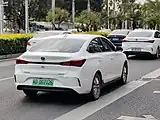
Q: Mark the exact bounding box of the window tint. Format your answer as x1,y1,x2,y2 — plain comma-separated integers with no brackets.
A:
154,32,160,38
127,31,153,37
101,38,115,51
88,38,105,53
29,38,86,53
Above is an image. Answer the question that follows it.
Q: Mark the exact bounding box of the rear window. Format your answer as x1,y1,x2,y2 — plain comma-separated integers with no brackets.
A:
110,30,130,35
33,32,62,38
29,38,86,53
127,31,153,37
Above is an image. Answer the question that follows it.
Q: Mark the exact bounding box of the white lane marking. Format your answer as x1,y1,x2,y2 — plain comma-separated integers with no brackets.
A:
0,77,14,82
142,68,160,79
153,91,160,94
54,81,149,120
117,115,157,120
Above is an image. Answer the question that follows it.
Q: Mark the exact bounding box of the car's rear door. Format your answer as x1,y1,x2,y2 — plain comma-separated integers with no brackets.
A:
87,38,112,83
100,37,123,80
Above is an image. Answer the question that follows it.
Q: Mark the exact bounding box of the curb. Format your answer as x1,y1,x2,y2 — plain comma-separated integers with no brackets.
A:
0,53,22,61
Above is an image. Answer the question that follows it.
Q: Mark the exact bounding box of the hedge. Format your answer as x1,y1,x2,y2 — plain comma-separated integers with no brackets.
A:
0,31,109,55
73,31,109,37
0,34,34,55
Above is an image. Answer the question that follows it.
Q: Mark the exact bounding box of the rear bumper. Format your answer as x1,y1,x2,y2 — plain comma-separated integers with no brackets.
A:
14,74,91,94
17,85,77,93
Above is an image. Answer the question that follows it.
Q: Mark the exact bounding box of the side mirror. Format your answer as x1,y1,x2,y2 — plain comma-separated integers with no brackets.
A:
116,46,123,51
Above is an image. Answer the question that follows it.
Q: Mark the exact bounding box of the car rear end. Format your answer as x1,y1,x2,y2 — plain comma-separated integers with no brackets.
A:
107,30,131,47
15,35,92,94
122,31,156,56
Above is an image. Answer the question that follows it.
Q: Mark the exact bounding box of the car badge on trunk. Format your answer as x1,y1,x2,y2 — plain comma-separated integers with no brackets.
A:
41,57,45,61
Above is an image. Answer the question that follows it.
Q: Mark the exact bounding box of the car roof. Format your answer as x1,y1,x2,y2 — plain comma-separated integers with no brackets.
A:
112,29,132,31
132,29,157,32
37,30,71,34
38,34,103,41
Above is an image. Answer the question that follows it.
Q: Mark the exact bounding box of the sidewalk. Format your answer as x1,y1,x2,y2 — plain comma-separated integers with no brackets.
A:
85,79,160,120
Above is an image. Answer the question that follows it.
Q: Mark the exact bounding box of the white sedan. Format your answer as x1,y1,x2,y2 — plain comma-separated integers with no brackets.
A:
15,34,128,100
26,30,71,50
122,29,160,58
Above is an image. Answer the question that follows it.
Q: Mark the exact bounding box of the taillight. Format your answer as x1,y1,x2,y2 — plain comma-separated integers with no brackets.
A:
122,39,128,42
16,59,28,64
26,42,31,46
60,59,86,67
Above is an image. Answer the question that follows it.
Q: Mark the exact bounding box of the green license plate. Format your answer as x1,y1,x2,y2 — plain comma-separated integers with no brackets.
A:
32,79,54,87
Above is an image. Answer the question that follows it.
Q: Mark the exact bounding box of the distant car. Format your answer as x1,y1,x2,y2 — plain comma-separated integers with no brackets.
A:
26,31,72,50
98,28,111,33
122,29,160,58
15,34,128,100
107,29,132,46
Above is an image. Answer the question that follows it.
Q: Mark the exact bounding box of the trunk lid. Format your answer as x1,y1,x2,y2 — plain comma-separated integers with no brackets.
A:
18,52,74,75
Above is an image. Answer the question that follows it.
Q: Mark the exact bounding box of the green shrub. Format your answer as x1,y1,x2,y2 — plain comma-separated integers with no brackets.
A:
0,34,34,55
74,31,109,37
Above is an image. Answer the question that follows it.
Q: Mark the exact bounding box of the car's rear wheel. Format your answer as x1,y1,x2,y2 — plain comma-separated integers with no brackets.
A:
154,48,160,59
89,73,101,101
23,90,38,97
120,63,128,85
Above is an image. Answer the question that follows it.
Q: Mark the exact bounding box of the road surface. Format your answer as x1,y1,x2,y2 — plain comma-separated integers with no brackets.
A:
0,56,160,120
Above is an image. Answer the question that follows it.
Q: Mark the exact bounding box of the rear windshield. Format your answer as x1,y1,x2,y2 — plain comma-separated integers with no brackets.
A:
29,38,86,53
127,31,153,37
33,32,62,38
110,30,130,35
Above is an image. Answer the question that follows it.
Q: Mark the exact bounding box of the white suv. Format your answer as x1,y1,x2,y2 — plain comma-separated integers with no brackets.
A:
122,29,160,58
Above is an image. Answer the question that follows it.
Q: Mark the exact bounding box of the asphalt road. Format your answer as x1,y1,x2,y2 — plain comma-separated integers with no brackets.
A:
85,80,160,120
0,56,160,120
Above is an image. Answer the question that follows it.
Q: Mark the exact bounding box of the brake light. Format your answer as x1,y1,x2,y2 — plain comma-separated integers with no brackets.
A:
16,59,28,64
122,39,128,42
26,42,31,46
60,59,86,67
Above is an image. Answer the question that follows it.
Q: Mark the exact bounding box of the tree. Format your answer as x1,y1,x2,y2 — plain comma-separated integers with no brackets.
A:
46,7,69,28
76,10,100,31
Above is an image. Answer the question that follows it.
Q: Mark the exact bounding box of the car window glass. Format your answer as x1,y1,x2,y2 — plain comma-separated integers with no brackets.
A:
88,38,105,53
29,38,86,53
128,31,153,37
157,32,160,38
101,38,115,51
154,32,159,38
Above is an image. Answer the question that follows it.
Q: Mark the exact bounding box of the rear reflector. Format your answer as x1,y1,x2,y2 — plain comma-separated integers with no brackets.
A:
60,59,86,67
16,59,28,64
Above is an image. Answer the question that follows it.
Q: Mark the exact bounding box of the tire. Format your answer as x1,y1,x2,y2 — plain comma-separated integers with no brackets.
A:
154,48,160,59
120,63,128,85
23,90,38,97
89,73,102,101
